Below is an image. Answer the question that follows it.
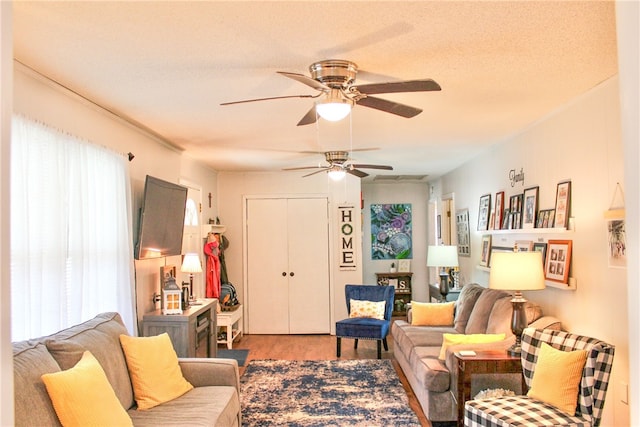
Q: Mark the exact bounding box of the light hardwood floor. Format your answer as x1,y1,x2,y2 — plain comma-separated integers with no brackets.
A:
225,333,432,427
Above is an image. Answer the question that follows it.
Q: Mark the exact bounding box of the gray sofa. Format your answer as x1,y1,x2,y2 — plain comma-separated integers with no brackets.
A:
391,283,561,423
13,312,241,426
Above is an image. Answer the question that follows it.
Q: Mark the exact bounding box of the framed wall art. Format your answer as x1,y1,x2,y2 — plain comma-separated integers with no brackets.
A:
494,191,505,230
553,180,571,228
398,259,411,273
477,194,491,231
489,246,512,267
545,239,572,284
522,186,539,229
455,209,471,257
533,242,548,267
371,203,412,260
480,235,492,267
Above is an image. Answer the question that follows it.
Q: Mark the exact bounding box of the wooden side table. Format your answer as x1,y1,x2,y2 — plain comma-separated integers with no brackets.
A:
217,305,243,349
455,350,526,427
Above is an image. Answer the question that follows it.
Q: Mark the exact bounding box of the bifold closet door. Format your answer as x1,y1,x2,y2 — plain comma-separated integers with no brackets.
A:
246,197,330,334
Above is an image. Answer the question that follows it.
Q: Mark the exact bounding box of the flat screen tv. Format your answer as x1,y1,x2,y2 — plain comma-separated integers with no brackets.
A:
135,175,188,260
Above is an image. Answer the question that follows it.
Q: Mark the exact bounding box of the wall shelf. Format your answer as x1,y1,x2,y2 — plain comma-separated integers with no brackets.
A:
486,227,571,236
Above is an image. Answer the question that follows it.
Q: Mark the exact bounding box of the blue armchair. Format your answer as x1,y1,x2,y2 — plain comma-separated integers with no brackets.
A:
336,284,395,359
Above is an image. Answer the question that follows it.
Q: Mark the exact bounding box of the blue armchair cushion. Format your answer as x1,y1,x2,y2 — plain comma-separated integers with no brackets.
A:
336,317,391,340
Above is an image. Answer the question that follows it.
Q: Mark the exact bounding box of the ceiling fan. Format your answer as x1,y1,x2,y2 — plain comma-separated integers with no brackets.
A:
221,59,441,126
284,150,393,179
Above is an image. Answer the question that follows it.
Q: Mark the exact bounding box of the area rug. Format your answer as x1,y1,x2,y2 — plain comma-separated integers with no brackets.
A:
217,348,249,366
240,359,421,426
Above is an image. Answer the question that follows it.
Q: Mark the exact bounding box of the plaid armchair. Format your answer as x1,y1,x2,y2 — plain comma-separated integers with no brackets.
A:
465,328,615,427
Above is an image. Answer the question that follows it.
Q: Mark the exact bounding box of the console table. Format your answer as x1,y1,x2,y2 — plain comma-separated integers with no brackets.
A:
455,350,525,427
141,298,217,358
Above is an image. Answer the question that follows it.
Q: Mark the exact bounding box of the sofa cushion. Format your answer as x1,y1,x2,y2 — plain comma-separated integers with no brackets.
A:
486,298,543,336
128,386,240,426
41,351,133,426
411,301,455,326
45,312,135,410
13,341,63,427
120,333,194,410
465,288,510,334
454,283,485,333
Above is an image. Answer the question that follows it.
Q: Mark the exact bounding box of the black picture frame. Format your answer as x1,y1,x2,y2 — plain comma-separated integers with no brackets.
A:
522,186,539,229
553,180,571,228
477,194,491,231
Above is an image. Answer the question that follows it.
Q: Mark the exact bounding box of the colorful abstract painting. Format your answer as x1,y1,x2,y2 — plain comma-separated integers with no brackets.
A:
371,204,412,260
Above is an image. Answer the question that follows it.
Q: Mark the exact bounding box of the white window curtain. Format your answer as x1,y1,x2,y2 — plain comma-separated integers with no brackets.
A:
10,115,136,340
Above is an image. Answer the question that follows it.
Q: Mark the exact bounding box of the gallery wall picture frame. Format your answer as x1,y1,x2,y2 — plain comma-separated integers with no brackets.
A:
489,246,513,267
398,259,411,273
533,242,548,267
545,239,572,284
477,194,491,231
494,191,505,230
456,209,471,257
480,235,492,267
522,186,539,229
553,180,571,229
515,240,533,251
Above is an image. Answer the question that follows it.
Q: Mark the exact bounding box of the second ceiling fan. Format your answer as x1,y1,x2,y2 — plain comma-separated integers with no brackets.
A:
221,59,441,126
284,150,392,179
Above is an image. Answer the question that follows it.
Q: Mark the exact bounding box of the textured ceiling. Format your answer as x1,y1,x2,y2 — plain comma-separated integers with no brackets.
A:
12,1,618,180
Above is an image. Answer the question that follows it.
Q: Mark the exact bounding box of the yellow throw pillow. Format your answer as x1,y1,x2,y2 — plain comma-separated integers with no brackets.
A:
41,351,133,427
438,333,506,360
411,301,455,326
349,299,386,320
119,333,193,410
527,342,588,415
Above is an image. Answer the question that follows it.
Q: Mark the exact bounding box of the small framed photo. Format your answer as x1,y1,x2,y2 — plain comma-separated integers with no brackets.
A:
494,191,505,230
398,259,411,273
522,186,539,229
489,246,513,267
477,194,491,231
545,240,572,284
480,235,492,267
509,194,523,213
515,240,533,251
553,180,571,228
533,242,548,267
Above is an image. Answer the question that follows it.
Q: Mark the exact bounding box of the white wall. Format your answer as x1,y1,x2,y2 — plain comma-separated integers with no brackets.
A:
12,64,219,332
217,171,363,332
361,182,430,302
436,77,628,426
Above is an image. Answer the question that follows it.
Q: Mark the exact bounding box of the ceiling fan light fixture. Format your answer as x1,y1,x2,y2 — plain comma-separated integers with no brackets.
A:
327,166,347,181
316,90,353,122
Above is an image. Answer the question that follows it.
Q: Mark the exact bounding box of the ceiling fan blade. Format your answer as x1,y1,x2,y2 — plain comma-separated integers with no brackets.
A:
350,164,394,171
303,168,330,178
356,96,422,118
297,106,318,126
347,169,369,178
356,79,441,95
221,94,315,106
277,71,330,92
282,165,324,171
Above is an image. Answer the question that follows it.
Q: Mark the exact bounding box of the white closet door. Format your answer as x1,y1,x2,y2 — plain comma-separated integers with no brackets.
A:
287,198,330,334
246,197,330,334
246,198,289,334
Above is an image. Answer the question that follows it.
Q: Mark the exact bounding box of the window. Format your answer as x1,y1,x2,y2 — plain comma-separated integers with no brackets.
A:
10,115,136,340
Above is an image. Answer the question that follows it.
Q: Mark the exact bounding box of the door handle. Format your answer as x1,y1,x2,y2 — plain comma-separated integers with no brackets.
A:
282,272,287,277
289,272,295,277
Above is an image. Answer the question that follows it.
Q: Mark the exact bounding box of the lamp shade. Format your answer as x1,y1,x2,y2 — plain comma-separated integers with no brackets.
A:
427,245,459,267
180,253,202,274
489,252,545,291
